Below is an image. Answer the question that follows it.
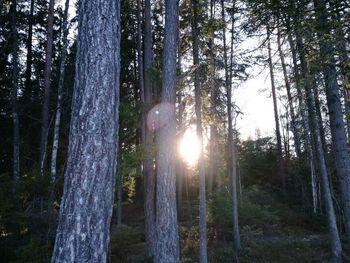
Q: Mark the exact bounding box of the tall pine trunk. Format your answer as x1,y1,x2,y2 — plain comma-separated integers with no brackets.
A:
39,0,55,175
143,0,156,257
228,5,240,253
208,0,218,195
286,26,318,213
192,0,208,261
51,0,120,261
267,28,284,187
277,26,301,159
155,0,180,261
24,0,34,101
314,0,350,246
10,0,20,194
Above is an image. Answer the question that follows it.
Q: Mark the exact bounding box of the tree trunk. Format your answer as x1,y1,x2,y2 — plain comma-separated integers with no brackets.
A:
24,0,35,101
155,0,180,261
39,0,55,175
227,5,240,253
192,0,208,261
10,0,20,194
51,0,120,261
267,27,285,188
143,0,156,257
208,0,218,195
277,25,301,159
314,0,350,246
287,27,318,213
47,0,70,238
295,22,343,261
116,170,122,225
335,10,350,143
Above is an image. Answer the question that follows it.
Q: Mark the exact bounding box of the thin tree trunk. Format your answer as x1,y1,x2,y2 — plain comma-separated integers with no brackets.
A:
314,0,350,247
295,22,343,260
143,0,156,257
10,0,20,194
227,5,240,253
287,27,318,213
176,39,185,219
267,27,285,188
51,0,120,261
24,0,34,101
277,25,301,159
155,0,180,261
39,0,55,175
116,171,122,225
208,0,218,195
192,0,207,261
47,0,70,239
335,10,350,143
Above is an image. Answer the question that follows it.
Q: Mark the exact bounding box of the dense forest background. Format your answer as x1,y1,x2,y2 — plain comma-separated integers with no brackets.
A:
1,0,350,262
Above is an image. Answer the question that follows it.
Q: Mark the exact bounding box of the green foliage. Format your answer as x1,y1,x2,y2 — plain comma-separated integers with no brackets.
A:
239,185,280,226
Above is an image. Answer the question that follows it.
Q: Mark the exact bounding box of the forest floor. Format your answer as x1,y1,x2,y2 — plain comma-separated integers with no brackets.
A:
109,189,344,263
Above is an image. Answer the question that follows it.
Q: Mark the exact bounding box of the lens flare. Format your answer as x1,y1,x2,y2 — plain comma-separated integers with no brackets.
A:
179,128,200,166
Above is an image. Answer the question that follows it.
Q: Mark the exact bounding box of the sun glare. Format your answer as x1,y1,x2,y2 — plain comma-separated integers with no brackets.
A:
179,128,201,166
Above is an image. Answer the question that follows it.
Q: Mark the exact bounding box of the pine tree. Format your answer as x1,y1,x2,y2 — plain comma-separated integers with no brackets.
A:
51,0,120,261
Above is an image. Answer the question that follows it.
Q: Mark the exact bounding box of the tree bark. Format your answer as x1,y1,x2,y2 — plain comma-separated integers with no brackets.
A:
155,0,180,261
51,0,120,261
39,0,55,175
314,0,350,247
267,27,285,188
192,0,208,261
143,0,156,257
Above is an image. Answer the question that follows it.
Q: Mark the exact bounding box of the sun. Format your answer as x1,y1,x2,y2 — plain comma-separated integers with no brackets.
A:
179,127,201,166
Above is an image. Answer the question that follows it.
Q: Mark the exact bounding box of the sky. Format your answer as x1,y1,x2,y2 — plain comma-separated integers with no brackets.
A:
234,69,276,140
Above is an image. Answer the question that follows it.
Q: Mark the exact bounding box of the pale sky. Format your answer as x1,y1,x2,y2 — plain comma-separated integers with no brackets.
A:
234,69,276,140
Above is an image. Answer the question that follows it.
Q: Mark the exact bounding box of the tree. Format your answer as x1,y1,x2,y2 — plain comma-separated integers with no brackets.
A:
191,0,208,261
267,26,285,188
47,0,70,238
143,0,156,257
39,0,55,175
313,0,350,246
155,0,180,261
10,0,20,194
51,0,120,261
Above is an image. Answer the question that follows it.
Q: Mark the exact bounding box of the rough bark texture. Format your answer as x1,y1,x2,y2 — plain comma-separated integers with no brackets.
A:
51,0,120,261
10,0,20,193
295,21,342,261
39,0,55,175
192,0,208,261
314,0,350,246
267,28,284,187
143,0,156,257
155,0,180,262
